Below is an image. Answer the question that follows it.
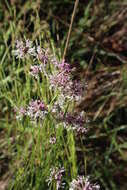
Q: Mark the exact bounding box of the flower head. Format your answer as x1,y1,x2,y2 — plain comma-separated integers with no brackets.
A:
12,39,36,59
16,100,48,121
37,46,49,64
30,65,42,78
49,72,70,89
47,167,65,190
69,176,100,190
57,60,71,73
49,137,56,144
49,72,84,102
66,113,87,134
56,111,88,134
70,80,84,101
26,100,48,120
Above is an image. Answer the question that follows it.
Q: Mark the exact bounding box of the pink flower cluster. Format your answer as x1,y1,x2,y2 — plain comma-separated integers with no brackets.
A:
13,39,50,64
37,46,49,65
50,72,70,89
13,39,88,132
57,60,71,73
57,111,88,134
13,39,100,189
13,39,84,101
13,39,50,79
49,60,84,101
12,39,36,59
30,65,42,79
69,176,100,190
47,167,65,190
16,100,48,121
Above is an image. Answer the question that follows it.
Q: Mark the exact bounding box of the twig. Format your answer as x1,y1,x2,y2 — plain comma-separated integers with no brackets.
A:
62,0,79,60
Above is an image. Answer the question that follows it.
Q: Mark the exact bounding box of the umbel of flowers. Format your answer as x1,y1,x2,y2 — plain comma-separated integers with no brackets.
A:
16,100,48,121
14,39,88,134
46,166,65,190
13,39,100,189
69,176,100,190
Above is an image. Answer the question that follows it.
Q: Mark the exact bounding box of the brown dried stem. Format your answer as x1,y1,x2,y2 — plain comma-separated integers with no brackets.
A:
62,0,79,60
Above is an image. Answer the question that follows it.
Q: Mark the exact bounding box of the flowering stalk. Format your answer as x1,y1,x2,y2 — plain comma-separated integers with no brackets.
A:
47,167,65,190
14,39,88,133
55,111,88,135
69,176,100,190
12,38,102,190
16,100,48,121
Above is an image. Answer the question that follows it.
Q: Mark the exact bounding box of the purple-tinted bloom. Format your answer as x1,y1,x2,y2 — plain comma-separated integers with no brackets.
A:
47,167,65,190
57,60,71,73
26,39,36,56
49,137,56,144
69,176,100,190
12,39,36,59
72,125,87,135
59,79,84,101
65,112,87,134
25,39,32,48
50,71,84,101
27,100,48,120
37,46,49,64
49,72,70,89
12,40,25,59
70,80,84,101
56,111,88,134
16,100,48,121
59,112,82,127
30,65,42,78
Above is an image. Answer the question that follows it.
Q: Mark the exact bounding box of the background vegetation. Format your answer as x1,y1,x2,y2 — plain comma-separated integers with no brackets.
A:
0,0,127,189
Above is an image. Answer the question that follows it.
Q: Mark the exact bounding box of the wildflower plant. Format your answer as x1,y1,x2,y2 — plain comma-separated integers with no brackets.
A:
13,39,87,132
12,38,100,189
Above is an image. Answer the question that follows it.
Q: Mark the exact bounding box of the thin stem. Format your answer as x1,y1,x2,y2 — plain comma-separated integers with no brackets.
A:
63,0,79,60
42,64,48,79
